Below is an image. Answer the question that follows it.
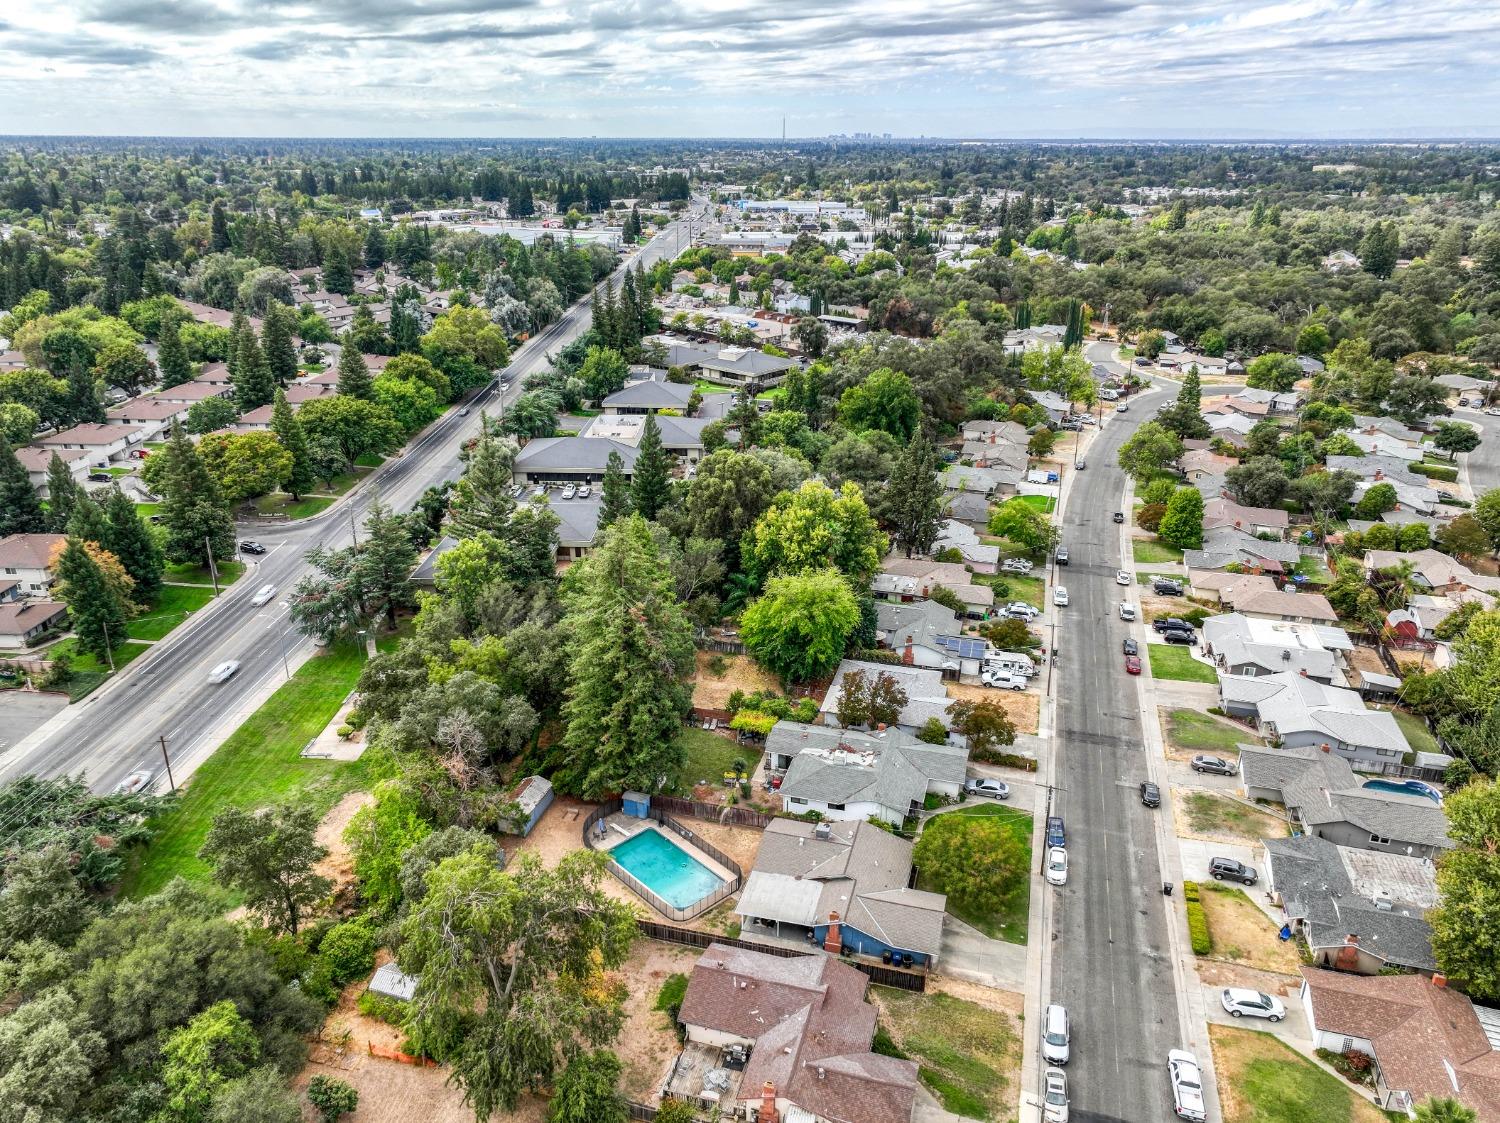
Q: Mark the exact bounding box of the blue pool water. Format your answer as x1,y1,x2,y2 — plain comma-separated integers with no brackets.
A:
1361,778,1444,805
609,828,725,909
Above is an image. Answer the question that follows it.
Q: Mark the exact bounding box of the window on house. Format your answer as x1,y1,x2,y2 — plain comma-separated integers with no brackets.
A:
789,797,807,806
1370,835,1391,846
826,803,845,811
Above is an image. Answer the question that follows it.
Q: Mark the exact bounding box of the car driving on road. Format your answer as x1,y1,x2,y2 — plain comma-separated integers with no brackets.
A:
239,540,267,555
207,660,241,684
1122,637,1139,656
1139,781,1161,808
250,583,277,607
1125,653,1141,675
1168,1050,1206,1121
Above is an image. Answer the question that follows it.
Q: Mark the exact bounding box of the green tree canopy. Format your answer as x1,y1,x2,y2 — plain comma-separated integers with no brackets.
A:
743,480,886,586
838,367,922,441
198,802,332,935
742,568,861,683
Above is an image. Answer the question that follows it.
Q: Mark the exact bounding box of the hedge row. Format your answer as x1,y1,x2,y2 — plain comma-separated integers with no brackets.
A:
1412,461,1460,482
1183,880,1212,955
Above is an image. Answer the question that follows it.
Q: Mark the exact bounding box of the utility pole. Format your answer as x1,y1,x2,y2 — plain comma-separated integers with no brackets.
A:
159,734,176,791
101,619,116,674
349,509,360,550
204,536,220,595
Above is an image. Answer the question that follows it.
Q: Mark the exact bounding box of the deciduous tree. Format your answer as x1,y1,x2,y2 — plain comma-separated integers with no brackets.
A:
1158,487,1205,550
199,802,332,935
742,569,861,683
743,480,886,586
1116,421,1184,484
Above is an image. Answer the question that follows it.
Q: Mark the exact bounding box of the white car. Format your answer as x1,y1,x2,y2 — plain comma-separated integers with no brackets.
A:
1045,846,1069,886
207,660,241,684
981,670,1027,691
1116,403,1129,413
1487,407,1500,417
1041,1004,1070,1065
1053,587,1069,607
577,483,592,498
1221,988,1286,1022
1042,1067,1069,1122
1006,602,1040,621
1119,603,1138,622
250,583,277,607
1168,1050,1207,1121
1115,570,1131,585
561,483,577,500
115,769,156,795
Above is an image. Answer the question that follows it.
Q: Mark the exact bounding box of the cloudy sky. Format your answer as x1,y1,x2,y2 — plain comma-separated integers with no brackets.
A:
0,0,1496,138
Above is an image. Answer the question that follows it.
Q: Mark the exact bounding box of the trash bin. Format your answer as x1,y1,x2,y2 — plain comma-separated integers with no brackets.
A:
1163,882,1173,897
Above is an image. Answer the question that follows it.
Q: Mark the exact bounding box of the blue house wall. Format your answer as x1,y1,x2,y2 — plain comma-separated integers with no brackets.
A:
811,922,931,968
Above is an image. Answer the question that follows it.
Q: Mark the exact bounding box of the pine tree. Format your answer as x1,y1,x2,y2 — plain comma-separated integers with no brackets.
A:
101,485,163,602
322,246,354,296
592,282,617,351
888,428,946,558
619,272,640,351
261,302,298,386
599,449,630,528
42,452,80,532
449,423,517,537
234,329,274,411
628,414,670,521
226,310,248,383
157,313,193,388
157,421,236,567
210,200,231,252
0,435,45,536
270,389,314,501
54,537,129,661
355,498,417,629
363,224,387,269
65,493,111,545
65,357,104,425
1159,365,1211,440
335,342,373,400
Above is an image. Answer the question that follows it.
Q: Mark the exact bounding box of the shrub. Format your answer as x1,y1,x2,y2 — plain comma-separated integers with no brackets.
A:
705,653,729,677
306,1075,359,1122
1412,461,1459,482
654,1101,699,1123
319,919,378,984
300,956,340,1006
356,990,410,1026
335,724,353,740
1178,608,1212,628
1183,880,1211,955
655,973,690,1039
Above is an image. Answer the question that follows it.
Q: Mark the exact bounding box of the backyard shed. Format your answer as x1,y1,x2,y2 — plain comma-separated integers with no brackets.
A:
509,775,554,836
622,790,651,819
368,962,418,1002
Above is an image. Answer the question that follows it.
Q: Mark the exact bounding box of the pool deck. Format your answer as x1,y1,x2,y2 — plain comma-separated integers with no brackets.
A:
594,812,739,886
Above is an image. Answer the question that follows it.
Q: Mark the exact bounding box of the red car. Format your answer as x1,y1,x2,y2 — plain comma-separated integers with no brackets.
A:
1125,654,1142,675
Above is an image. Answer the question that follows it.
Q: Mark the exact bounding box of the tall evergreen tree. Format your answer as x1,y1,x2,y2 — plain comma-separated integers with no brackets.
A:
559,515,695,798
628,414,670,521
226,310,249,383
354,498,417,629
234,329,274,411
591,282,617,351
157,421,236,567
65,493,111,545
43,451,80,533
1158,364,1211,440
101,485,163,602
156,313,193,388
449,423,517,537
322,246,354,296
65,357,104,425
54,537,129,661
210,200,231,252
261,302,298,387
363,223,387,269
270,389,314,501
0,435,45,535
599,449,630,528
335,342,373,400
888,427,946,558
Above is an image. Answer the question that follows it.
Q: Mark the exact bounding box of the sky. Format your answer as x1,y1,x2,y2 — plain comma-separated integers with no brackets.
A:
0,0,1497,138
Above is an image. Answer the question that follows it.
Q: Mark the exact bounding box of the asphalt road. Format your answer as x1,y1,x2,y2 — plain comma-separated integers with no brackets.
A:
1454,404,1500,496
1049,370,1186,1122
0,209,702,794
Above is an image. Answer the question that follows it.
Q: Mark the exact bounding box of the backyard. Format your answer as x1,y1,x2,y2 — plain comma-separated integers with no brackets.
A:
916,803,1032,944
1386,707,1439,756
1133,538,1185,564
874,982,1024,1122
122,639,388,898
1210,1025,1390,1123
670,725,762,799
1148,645,1219,684
1164,708,1257,755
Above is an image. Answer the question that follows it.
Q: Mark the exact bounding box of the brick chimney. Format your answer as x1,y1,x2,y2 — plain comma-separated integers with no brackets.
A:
1373,468,1383,481
902,639,914,666
824,911,842,954
1335,933,1360,972
1433,974,1448,988
757,1081,779,1123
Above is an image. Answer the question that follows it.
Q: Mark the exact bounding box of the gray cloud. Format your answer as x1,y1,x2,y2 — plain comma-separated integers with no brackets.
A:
83,0,242,34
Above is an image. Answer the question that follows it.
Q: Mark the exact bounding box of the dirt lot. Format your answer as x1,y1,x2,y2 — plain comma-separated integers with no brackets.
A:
690,651,785,710
293,1055,546,1123
1199,884,1303,975
946,680,1040,734
1173,790,1287,844
316,790,374,894
1343,644,1388,679
1197,959,1302,996
610,939,703,1100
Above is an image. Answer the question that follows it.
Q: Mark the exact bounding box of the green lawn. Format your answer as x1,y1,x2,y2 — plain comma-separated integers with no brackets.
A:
106,465,135,477
876,988,1021,1121
1183,792,1286,841
1148,645,1218,684
1388,708,1438,756
122,641,383,899
126,584,217,641
1211,1025,1391,1123
134,502,160,519
1293,553,1333,585
46,637,153,674
917,803,1033,944
976,572,1045,608
163,559,246,587
1166,709,1254,754
251,493,336,519
670,726,762,792
354,453,385,468
1015,494,1056,515
1132,538,1184,564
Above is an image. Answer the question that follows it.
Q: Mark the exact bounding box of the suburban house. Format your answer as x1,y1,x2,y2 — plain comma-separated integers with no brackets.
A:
1387,591,1495,643
0,600,68,650
961,419,1029,445
1300,968,1500,1119
106,397,192,440
1232,587,1340,626
668,942,920,1122
1187,570,1278,606
943,464,1021,505
769,720,966,825
15,445,91,497
1203,396,1269,421
943,488,992,527
646,336,795,387
1001,325,1066,354
1218,672,1413,773
34,422,149,464
147,382,234,405
819,660,962,745
1183,526,1302,574
1238,745,1452,856
600,377,698,414
1229,386,1300,414
929,521,999,573
959,440,1027,472
191,361,233,386
1202,496,1289,539
0,533,68,595
870,560,994,620
737,818,947,967
1180,449,1239,482
1201,411,1256,446
512,437,638,486
1363,549,1500,598
1029,390,1070,423
1326,456,1440,515
551,498,604,565
1354,415,1422,446
408,534,458,586
1350,430,1422,461
579,413,712,466
1264,834,1436,975
1202,613,1346,683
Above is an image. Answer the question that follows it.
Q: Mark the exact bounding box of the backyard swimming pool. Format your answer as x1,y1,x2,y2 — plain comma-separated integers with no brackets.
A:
608,826,727,911
1361,778,1444,805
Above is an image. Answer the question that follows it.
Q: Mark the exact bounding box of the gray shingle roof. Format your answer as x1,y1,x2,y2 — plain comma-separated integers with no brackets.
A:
601,379,695,410
514,436,638,472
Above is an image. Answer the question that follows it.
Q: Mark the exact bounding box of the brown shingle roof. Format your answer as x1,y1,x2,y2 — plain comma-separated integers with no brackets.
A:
0,533,67,569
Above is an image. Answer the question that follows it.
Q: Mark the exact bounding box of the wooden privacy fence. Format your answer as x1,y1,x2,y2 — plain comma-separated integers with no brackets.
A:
651,794,777,829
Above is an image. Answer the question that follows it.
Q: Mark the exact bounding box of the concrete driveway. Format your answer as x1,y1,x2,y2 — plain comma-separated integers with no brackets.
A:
1177,837,1263,885
1201,981,1310,1042
938,915,1029,992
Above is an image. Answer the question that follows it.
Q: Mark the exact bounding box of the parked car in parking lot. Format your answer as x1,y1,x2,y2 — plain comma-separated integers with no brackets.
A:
577,483,592,498
964,777,1011,800
1191,755,1236,776
1046,846,1069,886
562,483,577,499
1221,988,1285,1021
1139,781,1161,807
1168,1050,1206,1121
1210,857,1258,885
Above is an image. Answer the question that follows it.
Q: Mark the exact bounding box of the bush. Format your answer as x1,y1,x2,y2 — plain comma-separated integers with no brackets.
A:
356,990,410,1026
300,957,340,1006
970,747,1038,770
1316,1048,1376,1086
654,1101,699,1123
1183,880,1211,955
852,648,903,665
1178,608,1212,628
1412,461,1459,482
306,1075,359,1122
655,973,690,1039
705,653,729,677
319,919,378,984
335,724,353,740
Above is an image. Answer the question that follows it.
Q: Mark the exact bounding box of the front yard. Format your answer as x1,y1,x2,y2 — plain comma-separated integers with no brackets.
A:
1197,882,1301,974
1133,538,1185,564
1148,645,1219,683
975,571,1046,608
163,559,246,587
1164,708,1256,755
1210,1024,1390,1123
125,584,217,641
1177,791,1287,843
916,803,1032,944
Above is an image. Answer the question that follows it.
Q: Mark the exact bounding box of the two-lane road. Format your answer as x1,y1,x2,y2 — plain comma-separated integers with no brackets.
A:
1048,382,1188,1122
0,211,703,793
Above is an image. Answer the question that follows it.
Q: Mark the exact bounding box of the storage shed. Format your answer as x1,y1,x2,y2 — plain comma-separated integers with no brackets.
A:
622,791,651,819
509,775,554,836
368,962,419,1002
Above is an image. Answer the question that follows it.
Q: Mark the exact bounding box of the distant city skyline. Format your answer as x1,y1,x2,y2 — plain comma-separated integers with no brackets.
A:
0,0,1497,138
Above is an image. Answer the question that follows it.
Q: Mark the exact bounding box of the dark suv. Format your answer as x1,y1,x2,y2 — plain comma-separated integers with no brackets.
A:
1210,857,1258,885
1153,579,1184,596
1153,618,1194,635
1055,546,1070,567
1046,816,1066,848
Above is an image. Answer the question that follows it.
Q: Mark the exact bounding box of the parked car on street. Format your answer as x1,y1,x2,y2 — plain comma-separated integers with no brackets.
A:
1046,846,1069,886
1041,1004,1071,1064
1125,654,1141,675
964,778,1011,800
250,583,277,607
1221,988,1285,1021
207,660,241,684
1122,637,1139,655
1168,1050,1206,1121
1113,511,1125,523
1119,603,1138,621
1055,546,1069,566
1209,857,1258,885
1053,587,1069,606
1116,403,1129,412
1116,570,1131,585
1191,755,1236,776
1043,1068,1070,1123
239,541,267,555
1139,781,1161,808
1046,816,1066,848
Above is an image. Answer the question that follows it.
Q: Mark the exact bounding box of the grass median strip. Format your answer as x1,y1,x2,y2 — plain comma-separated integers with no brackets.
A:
122,640,384,898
